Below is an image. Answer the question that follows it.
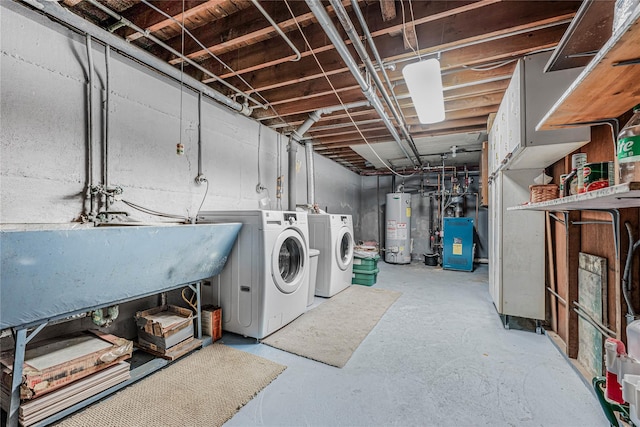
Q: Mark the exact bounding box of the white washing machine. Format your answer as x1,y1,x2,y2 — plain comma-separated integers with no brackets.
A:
308,213,354,297
197,210,309,339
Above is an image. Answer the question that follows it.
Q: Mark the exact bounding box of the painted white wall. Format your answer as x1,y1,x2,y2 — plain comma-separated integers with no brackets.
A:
1,3,361,233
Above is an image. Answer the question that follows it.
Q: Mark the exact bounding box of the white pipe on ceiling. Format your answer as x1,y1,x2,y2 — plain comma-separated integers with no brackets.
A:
305,0,418,168
330,0,421,161
289,101,371,207
250,0,301,62
17,0,253,116
84,0,266,111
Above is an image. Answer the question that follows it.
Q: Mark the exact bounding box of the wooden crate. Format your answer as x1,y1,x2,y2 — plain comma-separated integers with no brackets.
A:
135,305,194,352
0,331,132,400
201,305,222,342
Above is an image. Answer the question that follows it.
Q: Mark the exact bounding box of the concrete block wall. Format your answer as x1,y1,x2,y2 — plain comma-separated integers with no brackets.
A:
1,2,361,230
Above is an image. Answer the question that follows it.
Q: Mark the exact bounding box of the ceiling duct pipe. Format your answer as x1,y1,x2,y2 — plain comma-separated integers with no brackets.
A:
84,0,265,111
288,101,371,209
348,0,413,131
250,0,301,62
331,0,421,162
287,137,298,211
20,0,253,116
305,0,418,168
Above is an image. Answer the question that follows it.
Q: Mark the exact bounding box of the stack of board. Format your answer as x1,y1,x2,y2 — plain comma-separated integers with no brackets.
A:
1,362,130,426
0,331,133,426
135,305,201,360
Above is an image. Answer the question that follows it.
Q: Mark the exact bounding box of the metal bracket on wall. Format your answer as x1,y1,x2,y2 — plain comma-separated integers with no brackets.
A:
567,209,620,262
549,213,565,225
552,118,619,152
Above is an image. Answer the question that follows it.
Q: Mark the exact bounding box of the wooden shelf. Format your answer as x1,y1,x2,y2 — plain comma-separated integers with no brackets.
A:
544,0,613,72
538,6,640,130
508,182,640,211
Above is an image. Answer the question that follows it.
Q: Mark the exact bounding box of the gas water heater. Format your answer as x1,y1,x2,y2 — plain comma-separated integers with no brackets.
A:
385,192,411,264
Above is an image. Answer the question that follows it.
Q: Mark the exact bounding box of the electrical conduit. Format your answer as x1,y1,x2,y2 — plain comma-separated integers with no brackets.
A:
32,0,252,116
331,0,421,162
84,0,265,111
250,0,301,62
86,34,96,219
349,0,406,125
289,101,370,208
103,44,111,211
305,0,417,167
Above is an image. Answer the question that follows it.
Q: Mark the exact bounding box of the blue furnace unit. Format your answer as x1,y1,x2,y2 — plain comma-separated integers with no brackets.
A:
442,217,474,272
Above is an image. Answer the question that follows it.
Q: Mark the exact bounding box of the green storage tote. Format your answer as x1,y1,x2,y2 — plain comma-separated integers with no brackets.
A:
352,254,379,272
352,267,379,286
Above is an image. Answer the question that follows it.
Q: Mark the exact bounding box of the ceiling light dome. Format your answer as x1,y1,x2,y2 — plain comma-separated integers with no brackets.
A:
402,59,446,124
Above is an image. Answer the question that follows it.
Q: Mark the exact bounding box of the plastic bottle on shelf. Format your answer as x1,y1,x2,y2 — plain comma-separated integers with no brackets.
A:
618,104,640,184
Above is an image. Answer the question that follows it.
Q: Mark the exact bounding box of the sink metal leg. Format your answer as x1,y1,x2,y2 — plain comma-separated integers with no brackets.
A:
8,323,47,427
8,328,26,427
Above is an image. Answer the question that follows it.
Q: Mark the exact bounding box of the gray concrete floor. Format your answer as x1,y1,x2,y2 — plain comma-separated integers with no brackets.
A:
223,261,608,426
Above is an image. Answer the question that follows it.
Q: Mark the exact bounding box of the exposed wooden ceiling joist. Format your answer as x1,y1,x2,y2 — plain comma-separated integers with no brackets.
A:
62,0,582,173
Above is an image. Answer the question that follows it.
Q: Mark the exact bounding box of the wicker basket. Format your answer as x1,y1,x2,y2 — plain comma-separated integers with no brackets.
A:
530,184,558,203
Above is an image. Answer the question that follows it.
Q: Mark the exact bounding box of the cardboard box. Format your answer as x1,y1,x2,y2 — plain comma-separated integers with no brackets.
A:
0,331,132,400
135,305,194,352
201,305,222,342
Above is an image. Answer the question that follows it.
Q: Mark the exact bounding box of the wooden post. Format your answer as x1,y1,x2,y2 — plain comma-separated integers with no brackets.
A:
566,210,581,359
546,212,558,332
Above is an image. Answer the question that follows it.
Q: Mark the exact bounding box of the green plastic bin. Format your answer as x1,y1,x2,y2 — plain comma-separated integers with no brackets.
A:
352,267,379,286
352,254,380,272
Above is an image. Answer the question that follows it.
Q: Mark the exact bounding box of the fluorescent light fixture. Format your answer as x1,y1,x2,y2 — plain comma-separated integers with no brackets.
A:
402,59,445,124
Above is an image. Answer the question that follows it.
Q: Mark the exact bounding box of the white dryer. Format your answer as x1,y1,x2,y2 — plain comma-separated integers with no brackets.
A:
197,210,309,339
308,213,354,297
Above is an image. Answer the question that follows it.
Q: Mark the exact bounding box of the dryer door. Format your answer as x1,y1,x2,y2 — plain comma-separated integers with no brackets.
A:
272,229,307,294
335,227,354,271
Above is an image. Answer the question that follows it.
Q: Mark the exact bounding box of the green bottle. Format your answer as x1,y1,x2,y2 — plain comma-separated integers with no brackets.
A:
618,104,640,184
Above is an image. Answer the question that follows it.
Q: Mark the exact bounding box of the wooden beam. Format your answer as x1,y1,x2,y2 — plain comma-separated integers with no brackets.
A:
119,1,230,42
253,72,504,119
408,125,488,139
199,1,571,96
379,0,396,22
259,72,359,106
319,124,488,149
305,125,389,139
442,63,517,88
375,4,579,64
261,88,367,117
405,105,500,124
566,211,581,359
402,23,418,52
408,116,490,133
257,64,511,112
239,24,565,118
195,0,485,76
148,0,317,62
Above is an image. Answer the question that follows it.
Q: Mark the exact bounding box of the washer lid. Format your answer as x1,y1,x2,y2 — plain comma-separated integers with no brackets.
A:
272,229,307,294
335,227,354,271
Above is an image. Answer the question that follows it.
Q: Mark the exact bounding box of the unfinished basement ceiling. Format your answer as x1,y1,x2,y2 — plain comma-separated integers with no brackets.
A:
53,0,587,174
